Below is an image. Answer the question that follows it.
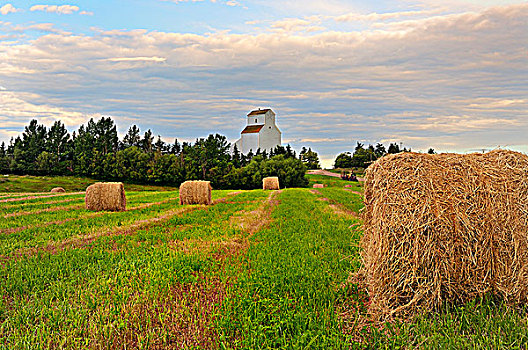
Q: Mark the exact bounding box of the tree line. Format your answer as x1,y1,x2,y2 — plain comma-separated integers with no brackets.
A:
333,142,435,169
0,117,322,189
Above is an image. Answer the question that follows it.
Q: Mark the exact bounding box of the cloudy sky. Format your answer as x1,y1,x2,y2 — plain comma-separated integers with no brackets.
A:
0,0,527,167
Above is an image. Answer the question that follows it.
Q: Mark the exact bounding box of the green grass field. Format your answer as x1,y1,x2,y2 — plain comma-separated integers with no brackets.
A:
0,175,178,193
0,175,527,348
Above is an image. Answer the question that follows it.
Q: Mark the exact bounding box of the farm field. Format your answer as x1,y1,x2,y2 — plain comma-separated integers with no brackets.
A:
1,175,528,348
0,175,178,193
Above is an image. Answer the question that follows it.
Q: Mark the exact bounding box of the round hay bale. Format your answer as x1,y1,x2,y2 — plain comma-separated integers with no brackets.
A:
85,182,126,212
50,187,66,193
360,150,528,318
313,184,325,188
179,180,212,205
263,177,280,190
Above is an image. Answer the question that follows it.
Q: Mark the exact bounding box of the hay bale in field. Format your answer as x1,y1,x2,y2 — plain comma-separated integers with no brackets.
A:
360,150,528,318
263,177,280,190
179,180,212,205
344,184,353,188
50,187,65,193
313,184,325,188
85,182,126,211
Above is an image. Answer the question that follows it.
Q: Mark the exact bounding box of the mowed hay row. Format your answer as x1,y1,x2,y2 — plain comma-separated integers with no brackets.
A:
50,187,66,193
85,182,126,212
360,150,528,318
179,181,212,205
263,177,280,190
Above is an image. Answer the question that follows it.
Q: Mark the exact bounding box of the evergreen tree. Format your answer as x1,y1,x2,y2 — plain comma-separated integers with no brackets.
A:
387,143,401,154
141,130,154,153
375,143,387,158
170,138,181,155
0,142,8,173
154,136,167,154
20,120,47,173
300,147,321,169
232,144,242,168
47,121,72,173
122,125,141,149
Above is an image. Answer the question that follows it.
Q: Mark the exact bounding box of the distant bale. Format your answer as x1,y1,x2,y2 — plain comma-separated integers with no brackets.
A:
85,182,126,212
344,184,353,188
50,187,66,193
360,150,528,318
179,181,212,205
313,184,325,188
263,177,280,190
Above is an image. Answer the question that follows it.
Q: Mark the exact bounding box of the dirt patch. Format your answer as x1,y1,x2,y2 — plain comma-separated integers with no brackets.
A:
307,169,342,178
343,189,363,196
328,204,360,219
229,190,280,235
211,191,242,205
128,196,180,210
168,191,281,263
310,189,322,195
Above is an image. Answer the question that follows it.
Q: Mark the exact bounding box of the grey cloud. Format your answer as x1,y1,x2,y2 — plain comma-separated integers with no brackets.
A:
0,3,526,167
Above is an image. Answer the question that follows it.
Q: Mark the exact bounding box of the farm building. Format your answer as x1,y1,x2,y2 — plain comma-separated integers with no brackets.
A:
233,108,282,154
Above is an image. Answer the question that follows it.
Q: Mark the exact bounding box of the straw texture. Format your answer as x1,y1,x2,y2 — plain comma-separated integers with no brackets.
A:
50,187,65,193
360,150,528,318
179,181,212,205
263,177,280,190
85,182,126,211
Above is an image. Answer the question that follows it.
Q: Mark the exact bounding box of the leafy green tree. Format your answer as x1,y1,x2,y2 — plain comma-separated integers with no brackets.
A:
115,146,150,183
351,142,376,168
334,152,353,168
7,117,312,189
240,154,308,189
187,134,231,185
36,151,58,175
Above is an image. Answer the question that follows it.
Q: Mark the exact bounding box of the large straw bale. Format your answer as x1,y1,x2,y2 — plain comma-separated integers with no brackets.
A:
85,182,126,211
360,150,528,318
179,181,212,205
263,177,280,190
313,184,325,188
50,187,65,193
